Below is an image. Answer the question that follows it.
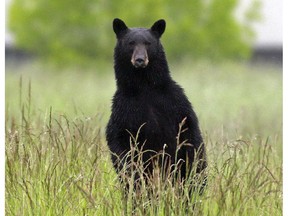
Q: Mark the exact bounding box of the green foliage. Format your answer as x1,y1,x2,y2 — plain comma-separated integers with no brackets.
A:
8,0,260,66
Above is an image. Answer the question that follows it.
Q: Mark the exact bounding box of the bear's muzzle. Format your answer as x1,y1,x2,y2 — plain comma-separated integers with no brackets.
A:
131,45,149,68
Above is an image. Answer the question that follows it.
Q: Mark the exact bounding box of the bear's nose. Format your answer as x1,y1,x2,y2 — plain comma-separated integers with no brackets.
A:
131,46,149,68
135,58,144,64
133,58,147,68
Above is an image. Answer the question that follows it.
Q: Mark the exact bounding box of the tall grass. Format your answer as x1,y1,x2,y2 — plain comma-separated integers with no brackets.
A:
5,62,282,215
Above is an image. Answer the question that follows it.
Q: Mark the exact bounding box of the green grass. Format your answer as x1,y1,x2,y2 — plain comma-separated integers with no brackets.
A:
5,61,282,215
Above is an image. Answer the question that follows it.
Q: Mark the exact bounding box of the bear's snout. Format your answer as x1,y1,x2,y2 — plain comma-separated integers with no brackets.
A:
131,45,149,68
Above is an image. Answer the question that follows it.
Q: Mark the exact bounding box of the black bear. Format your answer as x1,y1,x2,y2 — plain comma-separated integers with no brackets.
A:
106,18,207,188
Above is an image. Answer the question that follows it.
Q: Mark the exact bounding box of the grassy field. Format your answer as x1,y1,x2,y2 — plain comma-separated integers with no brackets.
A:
5,61,282,215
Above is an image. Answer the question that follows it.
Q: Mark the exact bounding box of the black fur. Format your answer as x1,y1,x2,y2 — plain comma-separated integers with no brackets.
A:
106,18,207,185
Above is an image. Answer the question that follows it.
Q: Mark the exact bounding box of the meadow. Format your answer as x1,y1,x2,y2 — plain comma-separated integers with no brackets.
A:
5,61,282,215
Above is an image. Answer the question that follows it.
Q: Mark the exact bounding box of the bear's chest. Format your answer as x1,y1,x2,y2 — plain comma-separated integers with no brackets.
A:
114,90,179,140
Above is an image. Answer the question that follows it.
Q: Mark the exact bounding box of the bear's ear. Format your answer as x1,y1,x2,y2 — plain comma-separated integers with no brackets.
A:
151,19,166,38
113,18,128,38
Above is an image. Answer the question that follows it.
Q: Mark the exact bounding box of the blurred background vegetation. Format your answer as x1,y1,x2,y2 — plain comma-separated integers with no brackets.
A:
8,0,261,67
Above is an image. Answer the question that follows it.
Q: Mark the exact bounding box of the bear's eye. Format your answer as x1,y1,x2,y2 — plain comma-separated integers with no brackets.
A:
128,41,135,46
144,41,151,46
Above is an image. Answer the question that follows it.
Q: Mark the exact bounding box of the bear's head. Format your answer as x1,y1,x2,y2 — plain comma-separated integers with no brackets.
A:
113,18,166,69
